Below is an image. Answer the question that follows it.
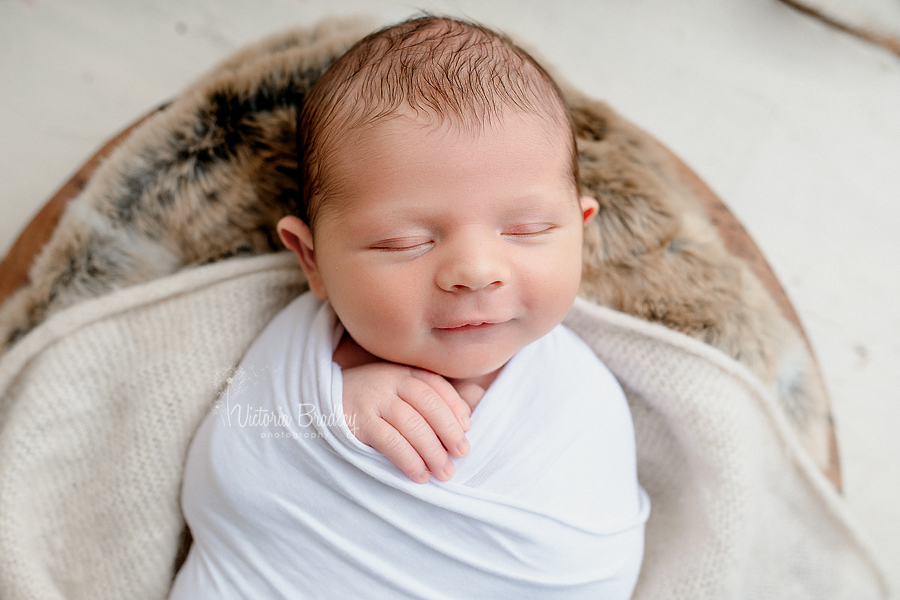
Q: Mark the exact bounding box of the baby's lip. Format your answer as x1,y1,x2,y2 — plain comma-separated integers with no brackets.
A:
433,319,507,331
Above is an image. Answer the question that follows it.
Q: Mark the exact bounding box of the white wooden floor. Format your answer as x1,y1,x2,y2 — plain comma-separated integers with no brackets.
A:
2,0,899,589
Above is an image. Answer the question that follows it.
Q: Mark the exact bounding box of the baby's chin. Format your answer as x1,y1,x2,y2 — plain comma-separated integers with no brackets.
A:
334,330,508,383
414,358,509,390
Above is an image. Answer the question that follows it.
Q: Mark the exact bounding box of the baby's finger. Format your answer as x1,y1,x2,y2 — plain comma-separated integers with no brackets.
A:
381,396,455,481
409,369,472,431
398,375,470,460
452,381,485,417
363,417,432,484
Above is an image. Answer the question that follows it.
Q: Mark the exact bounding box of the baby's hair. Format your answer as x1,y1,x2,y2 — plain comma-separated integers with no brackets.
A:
297,15,579,231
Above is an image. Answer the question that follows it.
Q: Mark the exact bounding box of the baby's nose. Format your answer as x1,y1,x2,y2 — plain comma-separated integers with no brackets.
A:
436,237,510,292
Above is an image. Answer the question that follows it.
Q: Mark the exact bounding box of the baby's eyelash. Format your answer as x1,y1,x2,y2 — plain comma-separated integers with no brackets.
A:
369,238,433,251
502,224,556,237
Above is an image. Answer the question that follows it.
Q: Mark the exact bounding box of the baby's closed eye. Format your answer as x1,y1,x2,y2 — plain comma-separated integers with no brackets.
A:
369,237,434,252
501,223,558,238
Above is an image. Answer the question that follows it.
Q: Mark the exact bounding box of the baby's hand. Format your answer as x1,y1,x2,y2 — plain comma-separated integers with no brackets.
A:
342,363,474,484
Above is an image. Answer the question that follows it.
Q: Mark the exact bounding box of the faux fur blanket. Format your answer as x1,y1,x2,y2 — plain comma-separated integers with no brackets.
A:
0,15,884,599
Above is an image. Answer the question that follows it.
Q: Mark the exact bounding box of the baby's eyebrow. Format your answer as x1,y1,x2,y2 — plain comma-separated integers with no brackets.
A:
498,194,575,216
345,189,576,229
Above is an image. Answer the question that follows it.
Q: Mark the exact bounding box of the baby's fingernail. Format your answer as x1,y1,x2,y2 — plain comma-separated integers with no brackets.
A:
442,461,455,479
456,438,469,456
414,470,432,483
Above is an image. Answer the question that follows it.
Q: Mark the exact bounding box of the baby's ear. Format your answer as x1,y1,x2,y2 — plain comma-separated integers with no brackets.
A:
276,216,328,300
579,196,599,224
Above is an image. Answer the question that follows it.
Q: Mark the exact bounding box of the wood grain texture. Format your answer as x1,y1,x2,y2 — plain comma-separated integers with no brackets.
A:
0,107,164,307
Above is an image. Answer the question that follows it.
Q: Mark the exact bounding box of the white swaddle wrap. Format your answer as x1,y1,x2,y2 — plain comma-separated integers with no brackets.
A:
170,292,649,599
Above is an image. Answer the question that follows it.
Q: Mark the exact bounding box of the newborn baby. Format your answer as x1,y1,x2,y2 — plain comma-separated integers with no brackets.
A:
170,16,649,599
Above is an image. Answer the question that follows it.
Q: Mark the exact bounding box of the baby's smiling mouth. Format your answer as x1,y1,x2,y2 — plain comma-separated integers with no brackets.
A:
432,320,507,333
439,322,494,331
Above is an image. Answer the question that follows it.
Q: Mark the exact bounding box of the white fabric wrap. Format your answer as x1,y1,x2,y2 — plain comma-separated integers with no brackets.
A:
0,254,888,599
169,292,650,599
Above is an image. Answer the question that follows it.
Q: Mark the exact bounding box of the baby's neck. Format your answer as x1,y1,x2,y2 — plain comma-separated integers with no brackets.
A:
332,332,500,411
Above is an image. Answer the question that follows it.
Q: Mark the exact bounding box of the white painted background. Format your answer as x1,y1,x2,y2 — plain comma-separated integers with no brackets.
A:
2,0,898,590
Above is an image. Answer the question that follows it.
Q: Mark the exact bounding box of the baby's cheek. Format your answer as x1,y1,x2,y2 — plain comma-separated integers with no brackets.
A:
522,248,580,291
521,258,581,324
345,298,417,357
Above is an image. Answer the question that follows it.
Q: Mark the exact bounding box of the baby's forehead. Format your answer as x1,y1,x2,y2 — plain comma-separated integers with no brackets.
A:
328,107,573,168
333,114,570,181
312,113,577,232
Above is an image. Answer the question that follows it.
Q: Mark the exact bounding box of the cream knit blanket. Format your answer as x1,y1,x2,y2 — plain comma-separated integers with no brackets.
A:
0,253,887,599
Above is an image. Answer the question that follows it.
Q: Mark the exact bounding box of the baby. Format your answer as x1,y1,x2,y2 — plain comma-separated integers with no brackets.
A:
170,16,648,599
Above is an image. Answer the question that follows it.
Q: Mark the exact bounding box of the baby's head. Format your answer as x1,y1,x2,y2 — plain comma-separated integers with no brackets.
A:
278,16,598,384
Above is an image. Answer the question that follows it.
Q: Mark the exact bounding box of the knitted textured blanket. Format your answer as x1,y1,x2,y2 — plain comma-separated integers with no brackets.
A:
0,254,886,598
0,16,887,599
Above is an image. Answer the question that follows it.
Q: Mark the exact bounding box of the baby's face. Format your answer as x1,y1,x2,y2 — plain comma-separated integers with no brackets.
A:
281,110,597,384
